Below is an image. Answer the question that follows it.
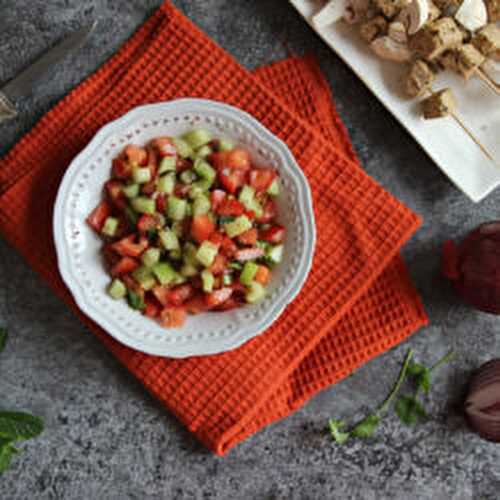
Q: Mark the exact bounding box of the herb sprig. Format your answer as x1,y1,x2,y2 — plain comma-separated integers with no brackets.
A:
0,328,44,473
329,349,454,444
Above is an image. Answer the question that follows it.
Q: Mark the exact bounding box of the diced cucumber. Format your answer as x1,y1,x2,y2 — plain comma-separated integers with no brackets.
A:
157,173,176,194
101,216,119,237
180,169,197,185
191,178,213,191
267,178,280,197
180,263,198,278
246,282,266,304
266,244,283,264
201,270,215,293
169,249,182,260
141,247,161,268
122,183,140,198
107,278,126,300
188,184,206,199
167,196,187,221
132,266,157,290
238,185,255,210
256,240,271,251
158,156,176,174
193,158,216,182
222,274,233,286
224,215,252,238
195,145,212,158
240,261,259,286
183,129,212,149
132,166,151,184
249,198,263,218
192,195,211,216
152,262,177,285
172,221,184,237
196,241,218,267
218,138,234,152
172,273,187,285
172,137,193,158
131,196,156,214
229,261,243,270
158,228,180,251
125,207,139,225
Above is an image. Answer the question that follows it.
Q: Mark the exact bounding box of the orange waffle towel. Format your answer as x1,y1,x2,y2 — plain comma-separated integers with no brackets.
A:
0,2,427,455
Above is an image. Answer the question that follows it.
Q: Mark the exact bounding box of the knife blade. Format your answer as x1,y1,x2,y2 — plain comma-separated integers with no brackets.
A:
1,21,97,100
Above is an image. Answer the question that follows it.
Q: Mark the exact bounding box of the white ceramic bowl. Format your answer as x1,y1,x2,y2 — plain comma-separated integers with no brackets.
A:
53,99,316,358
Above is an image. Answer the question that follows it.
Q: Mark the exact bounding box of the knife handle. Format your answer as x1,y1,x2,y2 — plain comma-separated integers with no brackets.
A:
0,92,17,124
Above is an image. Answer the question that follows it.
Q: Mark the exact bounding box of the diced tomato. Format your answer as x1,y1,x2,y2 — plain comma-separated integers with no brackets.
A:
255,199,277,224
112,234,149,257
259,225,285,244
111,257,139,276
102,245,120,268
234,247,265,262
209,231,224,248
86,201,112,233
218,167,247,194
220,236,237,258
156,193,167,213
230,282,247,296
176,158,193,172
191,214,215,243
217,198,245,216
151,137,177,157
185,293,209,314
208,254,227,275
174,183,191,198
105,180,127,210
226,148,251,171
136,214,158,233
140,180,157,196
249,168,276,192
144,298,160,318
205,287,233,308
213,297,241,311
237,228,258,246
122,274,144,297
166,284,195,305
146,146,158,170
124,145,148,165
254,265,271,285
114,214,131,239
160,306,187,328
210,189,226,211
152,285,170,306
245,210,256,220
112,157,132,179
213,276,222,289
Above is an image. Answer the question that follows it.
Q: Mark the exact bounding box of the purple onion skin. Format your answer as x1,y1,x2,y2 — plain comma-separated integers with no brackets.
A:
443,222,500,314
465,359,500,442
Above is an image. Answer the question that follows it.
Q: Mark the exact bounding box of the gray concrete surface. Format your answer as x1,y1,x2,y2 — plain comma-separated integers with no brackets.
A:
0,1,499,498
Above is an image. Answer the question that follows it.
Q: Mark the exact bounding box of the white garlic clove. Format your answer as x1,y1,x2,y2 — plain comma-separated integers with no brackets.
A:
312,0,346,28
388,21,409,43
455,0,488,32
370,36,412,61
398,0,430,34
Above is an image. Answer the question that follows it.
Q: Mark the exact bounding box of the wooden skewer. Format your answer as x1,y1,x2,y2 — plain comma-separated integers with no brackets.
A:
475,68,500,95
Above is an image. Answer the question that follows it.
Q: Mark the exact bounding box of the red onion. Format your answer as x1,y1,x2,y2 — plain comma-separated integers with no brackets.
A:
442,221,500,314
465,359,500,442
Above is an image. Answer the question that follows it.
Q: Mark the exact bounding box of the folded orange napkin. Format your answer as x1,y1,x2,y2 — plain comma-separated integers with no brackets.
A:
0,2,427,455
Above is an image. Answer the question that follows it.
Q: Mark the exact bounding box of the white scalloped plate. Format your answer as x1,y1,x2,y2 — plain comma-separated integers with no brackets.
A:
53,99,316,358
290,0,500,202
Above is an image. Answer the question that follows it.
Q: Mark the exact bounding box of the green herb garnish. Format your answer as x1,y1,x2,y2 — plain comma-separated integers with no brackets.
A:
328,349,454,444
127,290,145,311
0,329,44,473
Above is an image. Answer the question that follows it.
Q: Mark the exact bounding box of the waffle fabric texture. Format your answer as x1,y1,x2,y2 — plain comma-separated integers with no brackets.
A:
0,2,427,455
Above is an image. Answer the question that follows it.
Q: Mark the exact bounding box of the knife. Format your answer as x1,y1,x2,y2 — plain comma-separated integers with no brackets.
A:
0,21,97,124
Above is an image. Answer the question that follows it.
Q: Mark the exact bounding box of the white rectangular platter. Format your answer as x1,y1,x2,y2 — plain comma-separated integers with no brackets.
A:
290,0,500,202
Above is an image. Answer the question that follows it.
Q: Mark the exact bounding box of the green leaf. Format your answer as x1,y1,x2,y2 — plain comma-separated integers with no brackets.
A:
351,415,380,439
396,395,427,425
0,412,44,441
0,439,19,473
408,362,431,394
127,290,145,311
0,328,7,353
328,419,350,445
